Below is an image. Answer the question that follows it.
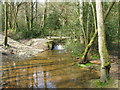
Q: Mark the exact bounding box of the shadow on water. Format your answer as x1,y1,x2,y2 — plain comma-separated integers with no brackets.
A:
1,50,99,88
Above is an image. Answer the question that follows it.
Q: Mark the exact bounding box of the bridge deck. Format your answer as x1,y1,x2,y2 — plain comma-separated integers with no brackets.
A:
47,36,70,40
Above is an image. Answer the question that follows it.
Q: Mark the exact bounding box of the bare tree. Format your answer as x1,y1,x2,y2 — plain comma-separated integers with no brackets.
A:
78,0,86,45
35,0,38,22
30,0,34,31
41,0,48,35
3,2,8,47
118,1,120,59
25,2,30,31
8,2,22,31
96,0,111,82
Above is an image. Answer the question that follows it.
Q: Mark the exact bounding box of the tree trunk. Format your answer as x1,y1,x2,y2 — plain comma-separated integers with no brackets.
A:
30,1,34,31
25,3,30,31
78,0,86,45
80,2,115,63
1,4,4,32
96,0,111,82
13,5,17,31
86,3,90,44
0,3,2,31
41,0,47,36
14,3,22,31
104,2,115,21
4,2,8,47
9,3,13,29
81,30,98,64
36,0,38,22
118,1,120,59
80,1,97,63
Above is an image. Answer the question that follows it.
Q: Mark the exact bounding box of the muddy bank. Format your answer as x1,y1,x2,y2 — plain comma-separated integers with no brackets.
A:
0,34,51,60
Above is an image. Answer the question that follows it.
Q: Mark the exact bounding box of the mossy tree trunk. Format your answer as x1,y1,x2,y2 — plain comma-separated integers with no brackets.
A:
80,2,115,64
81,30,98,63
80,1,97,63
3,2,8,47
96,0,111,83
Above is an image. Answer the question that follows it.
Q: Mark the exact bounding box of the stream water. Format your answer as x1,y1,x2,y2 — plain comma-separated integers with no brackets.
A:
1,50,99,88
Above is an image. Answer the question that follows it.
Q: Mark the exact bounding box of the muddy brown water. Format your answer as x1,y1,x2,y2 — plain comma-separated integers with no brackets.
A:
1,50,99,88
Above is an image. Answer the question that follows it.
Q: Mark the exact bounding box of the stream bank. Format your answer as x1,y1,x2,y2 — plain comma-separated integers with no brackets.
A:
0,34,51,61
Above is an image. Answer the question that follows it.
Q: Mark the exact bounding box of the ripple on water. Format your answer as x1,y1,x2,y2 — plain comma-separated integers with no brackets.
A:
2,50,99,88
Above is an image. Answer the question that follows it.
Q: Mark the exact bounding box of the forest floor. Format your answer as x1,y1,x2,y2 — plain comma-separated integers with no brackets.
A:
87,45,119,88
109,43,119,81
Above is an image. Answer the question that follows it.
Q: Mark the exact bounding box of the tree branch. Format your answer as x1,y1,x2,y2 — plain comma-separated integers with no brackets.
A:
104,2,115,22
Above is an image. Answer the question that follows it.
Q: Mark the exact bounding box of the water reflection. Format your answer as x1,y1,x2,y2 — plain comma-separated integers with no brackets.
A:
31,67,55,88
1,50,99,88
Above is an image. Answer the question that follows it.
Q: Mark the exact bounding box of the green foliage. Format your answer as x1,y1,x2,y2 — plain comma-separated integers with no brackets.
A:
93,79,118,88
77,64,88,68
77,62,93,68
65,39,85,57
46,11,61,30
9,22,45,40
85,62,93,66
7,28,20,40
88,78,118,88
92,54,100,59
2,2,119,62
104,3,119,50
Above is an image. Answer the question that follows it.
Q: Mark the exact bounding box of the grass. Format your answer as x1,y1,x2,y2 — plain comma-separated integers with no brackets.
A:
88,79,118,88
92,54,100,59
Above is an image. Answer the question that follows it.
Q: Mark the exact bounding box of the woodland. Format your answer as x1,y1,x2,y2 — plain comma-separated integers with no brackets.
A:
0,0,120,88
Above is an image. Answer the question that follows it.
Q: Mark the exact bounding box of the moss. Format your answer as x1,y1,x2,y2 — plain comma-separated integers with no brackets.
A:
77,62,93,68
88,79,118,88
92,54,100,59
77,64,88,68
104,62,111,67
81,29,98,62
